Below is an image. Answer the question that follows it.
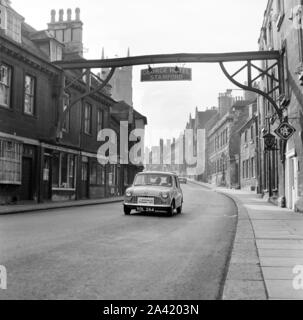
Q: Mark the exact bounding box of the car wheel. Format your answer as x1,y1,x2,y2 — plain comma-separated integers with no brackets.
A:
168,202,175,217
124,206,131,215
177,205,182,214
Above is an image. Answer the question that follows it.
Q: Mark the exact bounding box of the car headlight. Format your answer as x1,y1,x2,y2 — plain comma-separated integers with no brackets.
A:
125,190,132,197
160,192,169,199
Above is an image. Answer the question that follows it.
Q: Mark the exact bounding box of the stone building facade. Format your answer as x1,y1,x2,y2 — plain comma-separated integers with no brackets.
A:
206,94,253,189
239,101,259,192
258,0,303,210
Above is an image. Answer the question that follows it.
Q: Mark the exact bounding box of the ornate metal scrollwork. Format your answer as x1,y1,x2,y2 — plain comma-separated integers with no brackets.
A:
219,58,284,121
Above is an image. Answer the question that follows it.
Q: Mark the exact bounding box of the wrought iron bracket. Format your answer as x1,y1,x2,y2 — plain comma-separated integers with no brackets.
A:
219,58,284,121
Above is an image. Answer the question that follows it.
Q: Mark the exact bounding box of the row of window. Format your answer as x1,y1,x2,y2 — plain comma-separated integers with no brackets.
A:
0,136,127,188
0,63,105,136
0,145,125,189
242,157,256,180
209,157,228,175
262,0,284,48
52,153,114,190
0,63,35,115
216,128,228,150
243,124,255,144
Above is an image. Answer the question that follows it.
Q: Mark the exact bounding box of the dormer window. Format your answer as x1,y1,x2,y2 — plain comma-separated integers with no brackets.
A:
6,9,21,42
0,1,23,43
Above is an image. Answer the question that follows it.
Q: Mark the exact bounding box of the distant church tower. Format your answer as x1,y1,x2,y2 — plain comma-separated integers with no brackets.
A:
101,48,133,107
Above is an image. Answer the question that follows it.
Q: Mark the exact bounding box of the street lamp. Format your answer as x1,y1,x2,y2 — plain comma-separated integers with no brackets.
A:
263,133,277,151
263,119,278,198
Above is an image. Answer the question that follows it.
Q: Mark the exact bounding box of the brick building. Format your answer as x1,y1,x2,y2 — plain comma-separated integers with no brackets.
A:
0,2,146,204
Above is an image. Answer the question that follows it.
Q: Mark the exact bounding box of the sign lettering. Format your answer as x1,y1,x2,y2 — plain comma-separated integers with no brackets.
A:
141,67,192,82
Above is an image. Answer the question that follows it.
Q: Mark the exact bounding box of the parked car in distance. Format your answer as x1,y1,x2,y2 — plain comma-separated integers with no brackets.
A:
179,177,188,184
123,171,183,216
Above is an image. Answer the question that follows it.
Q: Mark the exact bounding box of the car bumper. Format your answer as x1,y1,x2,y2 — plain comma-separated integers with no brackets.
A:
124,203,171,212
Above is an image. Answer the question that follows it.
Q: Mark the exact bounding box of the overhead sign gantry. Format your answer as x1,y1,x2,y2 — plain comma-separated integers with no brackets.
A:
54,50,285,137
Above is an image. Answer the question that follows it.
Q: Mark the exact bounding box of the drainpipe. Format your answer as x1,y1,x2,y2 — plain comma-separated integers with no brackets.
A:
255,116,261,194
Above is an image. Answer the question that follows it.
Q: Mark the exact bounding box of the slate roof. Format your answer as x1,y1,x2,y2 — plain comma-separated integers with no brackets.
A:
20,22,51,61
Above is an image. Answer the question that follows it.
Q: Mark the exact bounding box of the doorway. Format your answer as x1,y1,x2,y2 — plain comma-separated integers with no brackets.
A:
20,157,33,201
286,148,298,210
80,157,89,199
42,154,52,201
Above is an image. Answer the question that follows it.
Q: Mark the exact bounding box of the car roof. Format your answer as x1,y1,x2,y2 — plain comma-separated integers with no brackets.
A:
138,171,178,176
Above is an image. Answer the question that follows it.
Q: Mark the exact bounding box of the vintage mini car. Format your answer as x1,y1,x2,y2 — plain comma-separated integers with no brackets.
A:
123,171,183,216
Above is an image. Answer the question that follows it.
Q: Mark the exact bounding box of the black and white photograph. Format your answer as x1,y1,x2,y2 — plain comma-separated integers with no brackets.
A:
1,0,303,312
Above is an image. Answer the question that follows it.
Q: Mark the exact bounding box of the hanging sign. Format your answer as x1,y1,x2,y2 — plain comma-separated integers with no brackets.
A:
274,122,296,141
141,67,192,82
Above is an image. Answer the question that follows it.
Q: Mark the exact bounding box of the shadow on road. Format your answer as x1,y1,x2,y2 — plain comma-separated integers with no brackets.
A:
128,211,183,219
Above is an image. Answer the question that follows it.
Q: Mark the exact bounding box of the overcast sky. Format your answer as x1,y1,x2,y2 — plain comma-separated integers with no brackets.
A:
11,0,268,146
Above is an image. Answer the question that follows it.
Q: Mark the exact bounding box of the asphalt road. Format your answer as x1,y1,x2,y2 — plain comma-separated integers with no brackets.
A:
0,183,237,300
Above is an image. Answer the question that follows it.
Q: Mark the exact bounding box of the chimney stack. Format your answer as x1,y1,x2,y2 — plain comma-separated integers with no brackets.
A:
59,9,64,22
48,8,84,58
67,8,72,21
75,8,80,21
51,9,56,23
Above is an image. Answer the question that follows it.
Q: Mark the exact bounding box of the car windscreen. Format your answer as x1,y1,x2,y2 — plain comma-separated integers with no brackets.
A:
134,174,173,187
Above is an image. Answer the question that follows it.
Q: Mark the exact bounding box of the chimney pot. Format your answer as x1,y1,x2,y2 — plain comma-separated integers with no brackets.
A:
59,9,64,22
67,8,72,21
51,9,56,23
75,8,80,21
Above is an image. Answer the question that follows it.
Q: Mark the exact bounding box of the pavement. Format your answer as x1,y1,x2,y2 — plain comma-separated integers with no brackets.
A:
190,180,303,300
0,197,124,215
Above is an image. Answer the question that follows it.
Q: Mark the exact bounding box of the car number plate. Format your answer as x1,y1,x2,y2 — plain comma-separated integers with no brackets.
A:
137,207,155,212
137,197,154,205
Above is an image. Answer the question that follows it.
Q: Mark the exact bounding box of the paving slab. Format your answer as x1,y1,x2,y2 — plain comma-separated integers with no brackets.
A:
223,280,267,300
230,253,260,265
259,249,303,258
227,263,264,281
265,280,303,300
256,240,303,250
260,257,303,267
262,267,297,280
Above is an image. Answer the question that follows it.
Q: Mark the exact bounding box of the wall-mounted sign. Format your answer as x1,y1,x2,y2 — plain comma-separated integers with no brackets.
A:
141,67,192,82
274,122,296,141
